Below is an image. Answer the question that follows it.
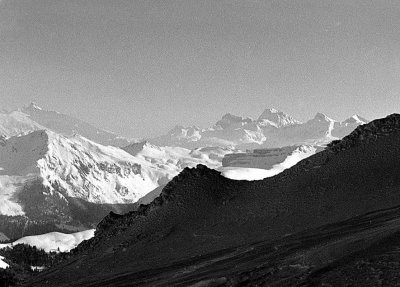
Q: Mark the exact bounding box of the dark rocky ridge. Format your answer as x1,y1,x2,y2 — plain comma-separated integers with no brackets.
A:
26,114,400,286
327,113,400,153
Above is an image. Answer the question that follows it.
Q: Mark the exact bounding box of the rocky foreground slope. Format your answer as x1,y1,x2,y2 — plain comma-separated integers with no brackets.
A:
26,114,400,286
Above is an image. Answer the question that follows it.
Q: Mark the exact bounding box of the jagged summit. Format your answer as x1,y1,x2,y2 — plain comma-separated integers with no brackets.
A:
313,112,335,122
257,108,301,127
343,114,368,124
121,140,160,156
149,109,367,148
24,102,43,111
169,124,201,133
215,113,253,129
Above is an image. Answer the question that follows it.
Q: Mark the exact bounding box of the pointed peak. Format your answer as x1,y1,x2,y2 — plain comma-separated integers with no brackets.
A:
313,112,334,122
257,108,300,127
26,102,43,110
344,114,368,124
220,113,252,121
258,108,282,116
264,108,279,114
122,140,155,155
216,113,253,129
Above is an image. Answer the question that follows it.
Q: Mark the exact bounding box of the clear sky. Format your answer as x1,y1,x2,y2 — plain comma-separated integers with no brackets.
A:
1,0,400,138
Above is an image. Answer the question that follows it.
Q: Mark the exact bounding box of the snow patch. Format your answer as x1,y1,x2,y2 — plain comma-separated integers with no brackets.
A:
221,145,317,181
0,176,31,216
0,229,95,253
0,256,8,269
221,167,278,180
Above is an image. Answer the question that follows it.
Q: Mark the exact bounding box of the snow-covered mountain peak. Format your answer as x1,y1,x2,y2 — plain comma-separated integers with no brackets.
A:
343,114,368,125
169,125,201,133
0,110,46,137
166,125,203,143
0,129,169,207
313,112,335,122
121,141,161,156
6,102,133,146
257,108,301,127
215,113,253,129
267,108,278,113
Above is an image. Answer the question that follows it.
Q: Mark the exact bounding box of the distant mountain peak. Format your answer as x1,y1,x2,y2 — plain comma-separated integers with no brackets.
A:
220,113,253,121
257,108,301,127
25,102,43,111
215,113,253,129
313,112,334,122
344,114,368,124
8,103,133,146
121,140,159,156
169,125,202,134
261,108,279,114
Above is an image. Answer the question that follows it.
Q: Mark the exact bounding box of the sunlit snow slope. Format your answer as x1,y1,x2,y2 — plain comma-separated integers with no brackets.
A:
0,103,132,146
0,229,95,253
0,130,172,211
221,145,318,180
0,130,240,237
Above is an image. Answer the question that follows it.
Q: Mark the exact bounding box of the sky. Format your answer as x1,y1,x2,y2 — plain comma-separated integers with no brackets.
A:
1,0,400,138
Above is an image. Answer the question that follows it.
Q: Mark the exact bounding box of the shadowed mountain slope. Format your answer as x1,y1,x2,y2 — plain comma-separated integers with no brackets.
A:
26,114,400,286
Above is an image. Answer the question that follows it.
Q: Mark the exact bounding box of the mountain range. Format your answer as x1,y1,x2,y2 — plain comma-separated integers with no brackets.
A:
0,104,367,241
0,130,233,239
24,114,400,286
149,108,368,149
0,103,133,147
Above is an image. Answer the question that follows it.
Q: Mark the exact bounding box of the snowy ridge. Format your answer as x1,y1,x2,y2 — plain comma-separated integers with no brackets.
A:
1,130,174,206
149,109,368,149
121,142,238,204
221,145,318,180
222,145,318,169
0,103,133,146
0,111,46,138
0,229,95,253
257,108,301,127
0,130,238,218
0,130,177,218
122,141,236,180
